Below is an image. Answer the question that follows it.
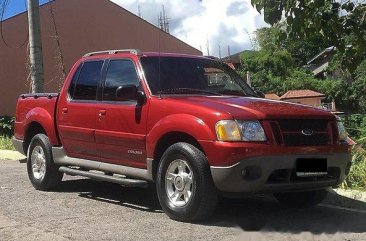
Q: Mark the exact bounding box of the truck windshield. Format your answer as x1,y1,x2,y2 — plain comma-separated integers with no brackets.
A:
140,56,257,97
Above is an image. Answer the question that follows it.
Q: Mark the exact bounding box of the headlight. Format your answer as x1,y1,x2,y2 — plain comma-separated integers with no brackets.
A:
336,117,347,141
215,120,267,142
237,120,267,141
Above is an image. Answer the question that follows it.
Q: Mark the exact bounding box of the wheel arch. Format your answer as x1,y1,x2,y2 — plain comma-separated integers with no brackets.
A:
23,122,47,155
23,107,60,153
151,131,205,182
147,114,215,181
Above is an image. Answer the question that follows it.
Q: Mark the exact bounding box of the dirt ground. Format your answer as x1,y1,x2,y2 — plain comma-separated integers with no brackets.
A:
1,160,366,241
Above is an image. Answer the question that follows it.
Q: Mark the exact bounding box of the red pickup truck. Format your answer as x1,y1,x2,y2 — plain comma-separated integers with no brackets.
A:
13,49,352,222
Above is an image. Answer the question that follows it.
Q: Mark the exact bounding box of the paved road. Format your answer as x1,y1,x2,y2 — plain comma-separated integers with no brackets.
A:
1,160,366,241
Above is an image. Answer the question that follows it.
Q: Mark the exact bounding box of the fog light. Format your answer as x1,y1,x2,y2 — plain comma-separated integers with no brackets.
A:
242,166,262,181
241,169,248,178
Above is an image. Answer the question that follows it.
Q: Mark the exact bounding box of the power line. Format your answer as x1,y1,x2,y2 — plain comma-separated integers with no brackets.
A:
0,0,29,48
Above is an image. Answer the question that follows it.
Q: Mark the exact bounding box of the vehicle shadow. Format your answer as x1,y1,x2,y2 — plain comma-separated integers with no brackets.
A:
56,177,366,234
209,195,366,233
56,177,162,213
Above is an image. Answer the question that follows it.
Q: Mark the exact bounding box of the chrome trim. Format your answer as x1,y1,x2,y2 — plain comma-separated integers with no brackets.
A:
301,129,314,136
52,147,153,181
12,137,25,155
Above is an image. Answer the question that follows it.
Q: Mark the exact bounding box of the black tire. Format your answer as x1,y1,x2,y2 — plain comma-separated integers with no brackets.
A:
274,189,328,208
27,134,63,191
156,142,218,222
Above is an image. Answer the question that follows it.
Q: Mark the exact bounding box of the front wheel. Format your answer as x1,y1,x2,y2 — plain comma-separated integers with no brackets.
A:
274,189,328,208
156,142,218,222
27,134,63,191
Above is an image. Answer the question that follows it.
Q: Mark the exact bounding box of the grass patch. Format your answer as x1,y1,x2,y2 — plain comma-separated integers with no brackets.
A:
0,136,15,151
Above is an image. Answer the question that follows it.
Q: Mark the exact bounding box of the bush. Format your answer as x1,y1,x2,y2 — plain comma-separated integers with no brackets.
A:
344,146,366,190
0,116,14,137
342,114,366,189
343,114,366,147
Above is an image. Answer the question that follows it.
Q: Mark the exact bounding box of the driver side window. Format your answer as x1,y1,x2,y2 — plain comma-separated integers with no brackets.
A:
103,59,139,101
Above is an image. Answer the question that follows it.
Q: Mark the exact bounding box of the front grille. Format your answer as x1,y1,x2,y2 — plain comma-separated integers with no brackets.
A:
278,119,328,132
275,119,331,146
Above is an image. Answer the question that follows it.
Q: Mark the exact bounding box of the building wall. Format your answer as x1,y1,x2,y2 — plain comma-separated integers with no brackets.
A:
284,97,323,107
0,0,201,115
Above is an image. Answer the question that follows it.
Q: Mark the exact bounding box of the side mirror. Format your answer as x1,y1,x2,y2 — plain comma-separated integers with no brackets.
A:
137,90,147,106
116,85,138,101
255,90,265,98
116,85,146,106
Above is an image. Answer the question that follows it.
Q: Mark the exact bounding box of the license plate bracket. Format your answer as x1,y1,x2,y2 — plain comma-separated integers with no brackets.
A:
296,158,328,177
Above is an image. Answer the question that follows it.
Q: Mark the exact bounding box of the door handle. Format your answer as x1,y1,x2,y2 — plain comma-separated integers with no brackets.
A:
98,110,106,117
62,108,68,114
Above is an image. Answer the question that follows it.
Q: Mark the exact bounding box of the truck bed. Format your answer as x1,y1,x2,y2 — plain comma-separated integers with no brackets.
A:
14,93,60,146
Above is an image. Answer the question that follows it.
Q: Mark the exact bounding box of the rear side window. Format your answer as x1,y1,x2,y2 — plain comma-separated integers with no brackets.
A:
72,61,104,100
68,65,82,98
103,59,139,101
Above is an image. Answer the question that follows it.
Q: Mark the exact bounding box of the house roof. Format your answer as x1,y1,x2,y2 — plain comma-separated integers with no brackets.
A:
307,46,334,65
281,90,326,100
265,93,281,100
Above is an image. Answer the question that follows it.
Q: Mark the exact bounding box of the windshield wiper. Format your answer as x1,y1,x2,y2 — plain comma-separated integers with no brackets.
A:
158,88,222,96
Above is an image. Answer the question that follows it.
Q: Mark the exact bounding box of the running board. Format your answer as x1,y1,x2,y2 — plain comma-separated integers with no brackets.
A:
52,147,154,181
59,166,149,188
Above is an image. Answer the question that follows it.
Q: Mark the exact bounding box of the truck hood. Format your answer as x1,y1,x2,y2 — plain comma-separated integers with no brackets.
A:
165,96,335,120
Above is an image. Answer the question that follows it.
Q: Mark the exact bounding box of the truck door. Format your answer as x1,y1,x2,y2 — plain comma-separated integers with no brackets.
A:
57,60,104,160
95,58,149,168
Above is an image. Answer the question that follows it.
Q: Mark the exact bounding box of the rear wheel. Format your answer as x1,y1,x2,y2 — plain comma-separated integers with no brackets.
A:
156,142,218,222
274,189,328,208
27,134,63,191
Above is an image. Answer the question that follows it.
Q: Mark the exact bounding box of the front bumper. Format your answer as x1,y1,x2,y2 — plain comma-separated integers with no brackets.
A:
210,153,352,193
12,137,25,155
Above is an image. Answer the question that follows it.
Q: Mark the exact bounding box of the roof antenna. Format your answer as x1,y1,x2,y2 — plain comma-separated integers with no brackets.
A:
158,22,162,99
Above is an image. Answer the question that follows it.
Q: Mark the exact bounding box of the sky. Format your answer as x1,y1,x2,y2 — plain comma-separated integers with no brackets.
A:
112,0,268,57
2,0,268,57
1,0,48,19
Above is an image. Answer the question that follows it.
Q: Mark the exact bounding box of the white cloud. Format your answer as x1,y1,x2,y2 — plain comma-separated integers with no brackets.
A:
110,0,268,57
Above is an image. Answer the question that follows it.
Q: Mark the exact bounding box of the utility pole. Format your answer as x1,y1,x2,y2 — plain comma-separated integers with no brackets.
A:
206,39,210,56
218,44,222,59
138,5,142,19
27,0,44,93
159,5,170,33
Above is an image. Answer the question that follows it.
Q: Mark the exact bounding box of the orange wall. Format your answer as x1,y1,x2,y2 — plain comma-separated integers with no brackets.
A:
0,0,201,116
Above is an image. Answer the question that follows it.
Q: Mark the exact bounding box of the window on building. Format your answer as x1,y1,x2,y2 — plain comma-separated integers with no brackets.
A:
72,61,104,100
103,59,139,101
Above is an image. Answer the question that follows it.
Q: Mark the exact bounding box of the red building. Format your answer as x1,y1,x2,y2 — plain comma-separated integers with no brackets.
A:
0,0,201,115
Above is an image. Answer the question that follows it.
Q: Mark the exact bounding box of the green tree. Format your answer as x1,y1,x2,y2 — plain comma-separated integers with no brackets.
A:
250,0,366,72
351,60,366,112
255,26,332,66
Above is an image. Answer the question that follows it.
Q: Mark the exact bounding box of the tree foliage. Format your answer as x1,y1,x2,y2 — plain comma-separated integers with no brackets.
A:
239,33,365,112
251,0,366,72
255,26,332,66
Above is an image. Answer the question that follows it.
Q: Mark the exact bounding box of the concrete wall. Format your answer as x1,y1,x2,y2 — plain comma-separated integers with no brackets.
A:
0,0,201,115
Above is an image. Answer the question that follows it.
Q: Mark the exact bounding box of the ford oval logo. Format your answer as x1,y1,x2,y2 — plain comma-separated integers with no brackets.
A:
301,129,314,136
